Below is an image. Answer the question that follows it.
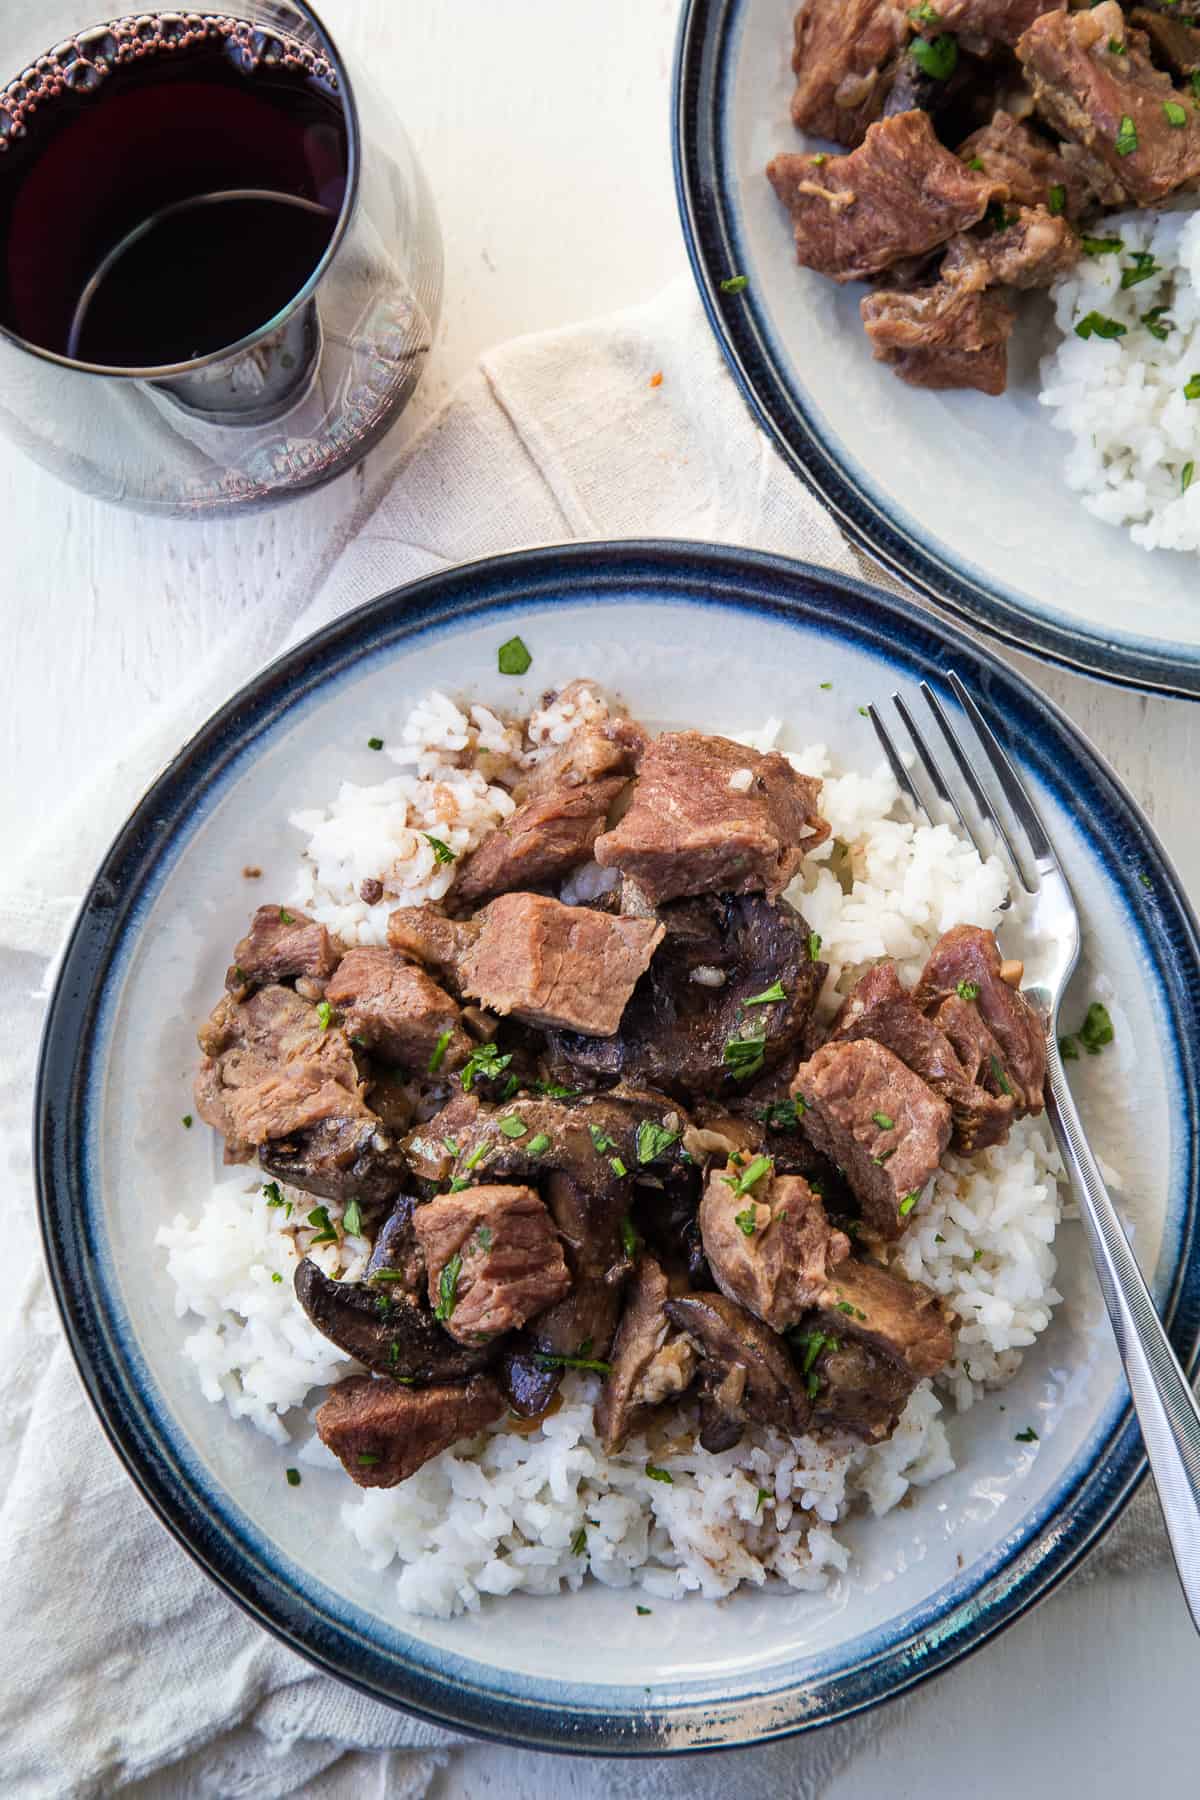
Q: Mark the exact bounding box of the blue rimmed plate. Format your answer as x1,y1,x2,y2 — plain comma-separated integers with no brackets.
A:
35,541,1200,1751
673,0,1200,698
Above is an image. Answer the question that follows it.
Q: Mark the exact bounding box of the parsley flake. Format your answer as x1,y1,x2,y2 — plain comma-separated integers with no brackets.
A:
367,736,384,751
720,274,749,294
498,1114,528,1138
497,635,532,676
286,1468,301,1487
428,1029,453,1074
956,979,979,1001
645,1463,673,1484
434,1253,463,1323
636,1119,679,1163
424,834,456,865
1075,311,1127,341
1015,1426,1039,1443
1114,115,1138,157
343,1199,364,1238
315,1000,334,1031
909,33,957,80
734,1206,759,1237
723,1030,766,1082
745,980,787,1006
898,1191,919,1217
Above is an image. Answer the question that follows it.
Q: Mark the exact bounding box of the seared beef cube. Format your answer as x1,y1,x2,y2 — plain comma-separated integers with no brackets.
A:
325,946,471,1071
594,732,828,905
385,907,480,994
595,1256,698,1452
950,206,1080,290
957,110,1096,217
293,1257,495,1383
455,777,627,906
767,113,1006,285
1018,4,1200,207
935,0,1063,46
793,1039,952,1240
551,894,826,1099
316,1374,505,1486
1131,7,1200,80
665,1292,813,1449
801,1258,953,1440
788,0,909,148
460,893,664,1036
526,716,644,797
401,1091,483,1187
912,925,1046,1114
412,1184,571,1345
830,960,1015,1152
226,904,340,994
699,1162,851,1332
861,277,1015,395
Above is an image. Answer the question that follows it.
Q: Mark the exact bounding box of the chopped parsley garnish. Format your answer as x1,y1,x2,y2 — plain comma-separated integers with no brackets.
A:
589,1124,616,1153
745,980,788,1006
1165,100,1188,129
755,1487,772,1512
527,1133,552,1156
620,1215,641,1259
307,1205,337,1245
1047,184,1065,217
1142,306,1172,341
1075,311,1126,341
1185,374,1200,400
636,1605,652,1615
1079,1000,1114,1054
434,1252,463,1322
1183,462,1195,495
1107,36,1125,56
908,2,940,23
726,1153,773,1198
794,1330,835,1375
424,834,456,864
500,1074,521,1101
909,32,957,80
610,1155,628,1178
315,1000,334,1032
1059,1036,1080,1061
734,1206,759,1237
343,1199,363,1238
973,1247,984,1263
443,1136,460,1156
498,1114,528,1138
645,1463,673,1484
724,1030,766,1082
636,1119,679,1163
758,1098,801,1133
1114,115,1138,157
460,1042,512,1091
571,1526,587,1555
497,635,532,676
989,1053,1014,1096
720,273,749,294
532,1080,580,1099
367,736,384,751
262,1181,285,1208
966,155,984,171
836,1301,855,1316
370,1268,408,1282
1121,252,1159,290
1139,870,1153,889
956,979,979,1001
475,1225,494,1251
898,1191,919,1217
357,1453,382,1467
272,1272,283,1284
1015,1426,1039,1443
285,1468,301,1487
871,1111,895,1131
279,906,295,924
463,1141,492,1173
181,1114,193,1129
428,1028,453,1073
534,1350,612,1373
1080,236,1123,257
873,1149,895,1165
808,932,823,962
819,681,832,690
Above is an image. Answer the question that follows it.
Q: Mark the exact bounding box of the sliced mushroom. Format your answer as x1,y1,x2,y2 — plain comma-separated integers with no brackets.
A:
293,1257,496,1383
664,1291,811,1450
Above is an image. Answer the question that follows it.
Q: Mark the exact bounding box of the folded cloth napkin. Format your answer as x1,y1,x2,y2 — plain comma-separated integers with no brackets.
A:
0,277,1165,1800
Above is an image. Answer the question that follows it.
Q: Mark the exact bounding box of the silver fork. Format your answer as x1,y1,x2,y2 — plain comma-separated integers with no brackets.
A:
871,671,1200,1635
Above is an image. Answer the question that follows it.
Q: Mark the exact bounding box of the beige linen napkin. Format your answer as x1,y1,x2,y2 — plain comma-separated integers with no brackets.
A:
0,277,1163,1800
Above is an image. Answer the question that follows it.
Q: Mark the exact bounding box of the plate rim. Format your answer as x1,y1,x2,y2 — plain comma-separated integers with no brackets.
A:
34,538,1200,1753
671,0,1200,701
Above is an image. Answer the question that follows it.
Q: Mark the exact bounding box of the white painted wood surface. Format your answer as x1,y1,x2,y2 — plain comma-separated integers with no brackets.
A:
4,0,1198,1789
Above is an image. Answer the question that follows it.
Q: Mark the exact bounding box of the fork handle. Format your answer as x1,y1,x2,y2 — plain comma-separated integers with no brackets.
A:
1046,1052,1200,1632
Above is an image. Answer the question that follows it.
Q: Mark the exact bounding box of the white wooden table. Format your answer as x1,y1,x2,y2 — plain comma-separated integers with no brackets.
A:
5,2,1198,1792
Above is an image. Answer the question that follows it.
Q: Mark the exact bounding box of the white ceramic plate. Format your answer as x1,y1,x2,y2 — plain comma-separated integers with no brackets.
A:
674,0,1200,695
35,543,1200,1750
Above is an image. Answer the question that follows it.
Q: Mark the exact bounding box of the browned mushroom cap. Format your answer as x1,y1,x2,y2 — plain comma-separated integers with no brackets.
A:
293,1258,496,1384
664,1291,811,1449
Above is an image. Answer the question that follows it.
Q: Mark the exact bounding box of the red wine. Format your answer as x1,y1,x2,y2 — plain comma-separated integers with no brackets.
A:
0,14,349,367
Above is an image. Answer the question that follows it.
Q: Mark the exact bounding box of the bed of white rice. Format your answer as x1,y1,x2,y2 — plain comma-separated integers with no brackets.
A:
1041,206,1200,551
158,685,1064,1617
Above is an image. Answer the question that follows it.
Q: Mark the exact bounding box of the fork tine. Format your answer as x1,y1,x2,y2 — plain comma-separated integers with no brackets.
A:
945,672,1058,876
891,691,988,861
867,703,930,823
920,679,1031,888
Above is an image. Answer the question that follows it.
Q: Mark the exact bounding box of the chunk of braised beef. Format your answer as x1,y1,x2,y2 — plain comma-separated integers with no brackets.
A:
767,112,1007,286
792,1038,952,1241
455,777,628,906
936,0,1064,46
956,110,1097,218
526,1170,631,1362
911,925,1046,1114
225,903,340,996
1131,6,1200,79
325,946,471,1071
699,1162,851,1333
293,1257,495,1383
459,893,664,1036
800,1258,954,1440
385,907,480,995
411,1184,572,1346
315,1374,506,1486
861,275,1015,395
594,731,828,906
551,894,826,1100
595,1256,699,1452
788,0,910,149
525,715,644,797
